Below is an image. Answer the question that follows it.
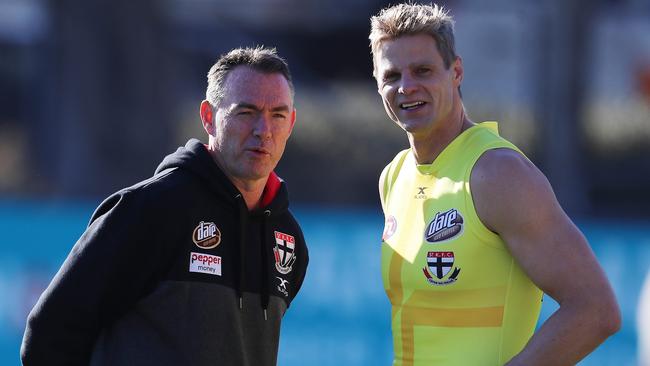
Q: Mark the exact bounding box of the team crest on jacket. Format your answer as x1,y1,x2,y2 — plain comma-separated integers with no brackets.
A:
422,251,461,285
273,231,296,274
424,208,464,243
192,221,221,249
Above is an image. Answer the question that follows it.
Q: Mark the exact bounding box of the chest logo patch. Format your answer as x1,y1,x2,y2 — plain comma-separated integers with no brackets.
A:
422,251,461,285
189,252,222,276
382,215,397,241
273,231,296,274
192,221,221,249
424,208,464,243
415,187,428,199
276,276,289,297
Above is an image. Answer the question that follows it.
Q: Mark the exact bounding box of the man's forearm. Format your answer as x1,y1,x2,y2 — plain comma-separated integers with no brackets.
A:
506,299,620,366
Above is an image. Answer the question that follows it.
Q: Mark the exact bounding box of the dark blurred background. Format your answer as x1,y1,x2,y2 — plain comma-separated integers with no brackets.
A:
1,0,649,214
1,0,650,365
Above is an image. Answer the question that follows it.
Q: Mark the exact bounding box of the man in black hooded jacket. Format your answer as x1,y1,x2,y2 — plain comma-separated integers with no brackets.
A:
21,46,308,366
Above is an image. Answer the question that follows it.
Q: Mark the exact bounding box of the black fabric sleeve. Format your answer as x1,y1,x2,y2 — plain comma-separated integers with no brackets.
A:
21,190,164,366
290,226,309,304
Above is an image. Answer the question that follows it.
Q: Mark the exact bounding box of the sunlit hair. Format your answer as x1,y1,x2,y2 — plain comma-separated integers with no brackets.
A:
369,3,458,74
206,46,294,106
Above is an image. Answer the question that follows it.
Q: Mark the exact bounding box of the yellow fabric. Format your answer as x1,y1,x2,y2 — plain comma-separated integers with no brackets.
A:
380,122,543,366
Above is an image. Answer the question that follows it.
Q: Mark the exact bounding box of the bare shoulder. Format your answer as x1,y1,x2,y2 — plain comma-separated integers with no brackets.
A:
470,148,559,234
471,148,547,190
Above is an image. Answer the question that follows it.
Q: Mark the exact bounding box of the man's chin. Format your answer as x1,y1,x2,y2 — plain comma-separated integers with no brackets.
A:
243,166,275,182
400,121,429,134
226,164,274,185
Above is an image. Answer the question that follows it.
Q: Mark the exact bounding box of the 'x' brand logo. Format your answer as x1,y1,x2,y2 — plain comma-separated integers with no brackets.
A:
417,187,427,195
276,277,289,290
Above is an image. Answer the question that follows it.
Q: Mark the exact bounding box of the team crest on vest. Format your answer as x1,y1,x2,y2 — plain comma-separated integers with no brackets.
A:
273,231,296,274
192,221,221,249
422,251,461,285
424,208,464,243
382,215,397,241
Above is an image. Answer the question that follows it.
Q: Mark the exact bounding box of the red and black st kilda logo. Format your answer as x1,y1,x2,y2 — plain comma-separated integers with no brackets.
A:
273,231,296,274
422,251,461,285
424,208,464,243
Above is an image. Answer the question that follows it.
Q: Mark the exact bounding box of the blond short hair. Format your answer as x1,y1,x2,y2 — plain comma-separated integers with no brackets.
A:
369,3,458,72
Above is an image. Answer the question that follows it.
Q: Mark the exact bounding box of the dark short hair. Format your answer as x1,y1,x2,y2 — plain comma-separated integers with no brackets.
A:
206,46,294,106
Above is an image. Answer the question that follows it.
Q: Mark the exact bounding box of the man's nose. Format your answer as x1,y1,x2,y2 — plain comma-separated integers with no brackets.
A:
398,74,418,95
253,113,272,139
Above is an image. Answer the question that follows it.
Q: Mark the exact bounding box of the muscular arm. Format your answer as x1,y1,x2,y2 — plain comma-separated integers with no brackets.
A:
471,148,620,366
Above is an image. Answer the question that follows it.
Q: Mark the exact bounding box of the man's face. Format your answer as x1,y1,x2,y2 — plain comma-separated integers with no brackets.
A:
374,33,462,137
208,66,295,184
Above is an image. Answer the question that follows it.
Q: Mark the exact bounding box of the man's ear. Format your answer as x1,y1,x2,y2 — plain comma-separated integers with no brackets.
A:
200,100,215,135
452,56,464,86
289,108,297,132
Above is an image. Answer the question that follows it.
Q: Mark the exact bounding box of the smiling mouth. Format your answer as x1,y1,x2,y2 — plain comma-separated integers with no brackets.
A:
400,101,425,110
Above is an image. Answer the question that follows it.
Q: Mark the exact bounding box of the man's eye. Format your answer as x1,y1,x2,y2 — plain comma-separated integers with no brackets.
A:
417,68,431,74
383,73,398,82
273,114,287,119
238,110,252,116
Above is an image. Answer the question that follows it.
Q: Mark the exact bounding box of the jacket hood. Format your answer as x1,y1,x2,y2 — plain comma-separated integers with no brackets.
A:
155,139,289,215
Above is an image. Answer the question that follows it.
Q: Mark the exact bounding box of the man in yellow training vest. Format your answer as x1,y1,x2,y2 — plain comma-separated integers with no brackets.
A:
368,3,620,365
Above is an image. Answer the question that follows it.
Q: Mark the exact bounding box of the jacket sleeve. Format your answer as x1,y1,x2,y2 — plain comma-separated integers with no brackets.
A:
290,226,309,304
21,190,165,365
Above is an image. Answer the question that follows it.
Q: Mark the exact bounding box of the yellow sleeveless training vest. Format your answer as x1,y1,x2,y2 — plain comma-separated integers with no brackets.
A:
380,122,543,366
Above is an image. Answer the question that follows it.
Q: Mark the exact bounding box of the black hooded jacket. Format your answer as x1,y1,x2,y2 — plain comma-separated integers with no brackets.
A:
21,139,309,366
